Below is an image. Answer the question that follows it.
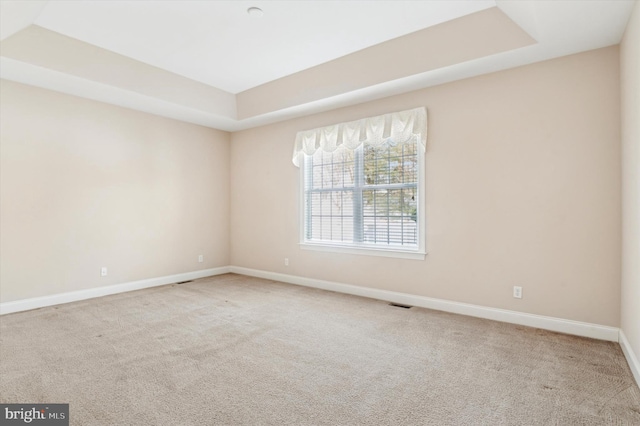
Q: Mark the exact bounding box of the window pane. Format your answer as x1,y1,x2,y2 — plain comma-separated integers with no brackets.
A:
321,217,331,240
389,157,401,184
342,217,354,242
337,154,346,187
403,159,417,184
310,216,321,240
342,191,354,216
330,191,342,216
304,138,420,250
343,160,355,187
311,165,322,189
362,189,375,216
363,215,376,243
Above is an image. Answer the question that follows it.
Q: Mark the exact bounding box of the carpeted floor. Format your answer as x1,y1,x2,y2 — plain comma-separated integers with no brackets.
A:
1,273,639,425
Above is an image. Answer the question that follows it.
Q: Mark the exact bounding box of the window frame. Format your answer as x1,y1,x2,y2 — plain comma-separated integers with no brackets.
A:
298,141,426,260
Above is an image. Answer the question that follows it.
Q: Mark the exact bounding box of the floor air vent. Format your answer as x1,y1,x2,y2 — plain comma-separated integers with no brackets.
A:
389,302,412,309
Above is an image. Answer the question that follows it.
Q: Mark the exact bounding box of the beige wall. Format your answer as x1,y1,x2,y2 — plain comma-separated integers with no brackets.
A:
230,47,622,327
621,1,640,361
236,7,534,119
0,43,626,331
0,80,230,303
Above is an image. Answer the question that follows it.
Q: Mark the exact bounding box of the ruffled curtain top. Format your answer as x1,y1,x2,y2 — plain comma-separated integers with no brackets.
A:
292,107,427,167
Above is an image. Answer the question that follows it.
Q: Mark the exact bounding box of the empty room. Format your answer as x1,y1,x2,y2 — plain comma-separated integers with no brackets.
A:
1,0,639,424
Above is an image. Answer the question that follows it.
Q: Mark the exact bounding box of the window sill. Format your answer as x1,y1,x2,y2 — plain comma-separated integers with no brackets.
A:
300,242,426,260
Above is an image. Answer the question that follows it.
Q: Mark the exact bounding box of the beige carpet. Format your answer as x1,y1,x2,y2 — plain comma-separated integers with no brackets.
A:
1,273,639,425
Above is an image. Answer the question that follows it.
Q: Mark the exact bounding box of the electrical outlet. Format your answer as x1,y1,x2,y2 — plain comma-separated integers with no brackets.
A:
284,258,289,266
198,255,203,263
513,286,522,299
101,267,108,277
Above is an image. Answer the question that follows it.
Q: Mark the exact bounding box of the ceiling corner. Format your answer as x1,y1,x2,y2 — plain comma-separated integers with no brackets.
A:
495,0,540,42
0,0,48,41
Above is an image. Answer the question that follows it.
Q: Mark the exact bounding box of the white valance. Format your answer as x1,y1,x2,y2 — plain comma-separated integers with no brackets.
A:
292,107,427,167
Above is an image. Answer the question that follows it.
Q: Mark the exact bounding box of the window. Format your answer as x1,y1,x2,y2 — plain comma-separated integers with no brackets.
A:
293,108,426,259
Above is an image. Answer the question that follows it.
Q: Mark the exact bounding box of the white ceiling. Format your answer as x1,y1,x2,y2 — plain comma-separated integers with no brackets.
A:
31,0,496,94
0,0,636,131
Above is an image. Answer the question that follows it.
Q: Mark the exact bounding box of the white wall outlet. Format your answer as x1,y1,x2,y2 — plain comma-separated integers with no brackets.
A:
198,255,203,263
284,258,289,266
513,286,522,299
101,267,108,277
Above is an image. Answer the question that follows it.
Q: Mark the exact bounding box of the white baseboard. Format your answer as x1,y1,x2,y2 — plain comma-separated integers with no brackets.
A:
619,330,640,387
1,265,622,345
229,266,620,342
2,265,631,383
0,267,230,315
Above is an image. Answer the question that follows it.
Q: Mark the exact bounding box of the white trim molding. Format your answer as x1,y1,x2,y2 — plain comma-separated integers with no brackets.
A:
0,267,230,315
0,264,624,347
2,265,633,383
229,266,620,342
619,330,640,388
300,242,426,260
